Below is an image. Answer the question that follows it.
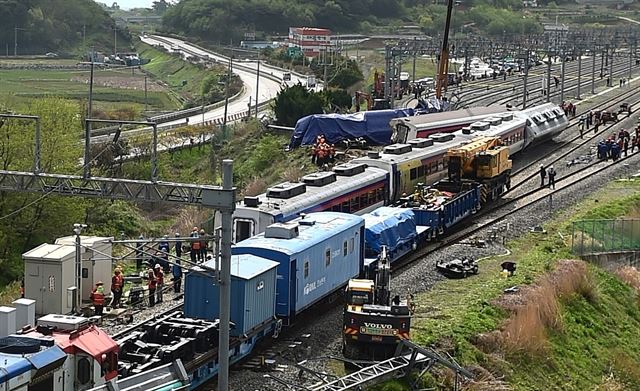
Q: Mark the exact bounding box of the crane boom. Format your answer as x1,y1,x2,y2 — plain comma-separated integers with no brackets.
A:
435,0,455,99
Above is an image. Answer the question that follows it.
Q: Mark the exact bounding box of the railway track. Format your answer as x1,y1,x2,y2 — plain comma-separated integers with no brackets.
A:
454,55,633,108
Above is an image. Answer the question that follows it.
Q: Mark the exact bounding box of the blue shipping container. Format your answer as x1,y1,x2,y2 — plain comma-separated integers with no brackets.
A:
232,212,365,319
184,254,278,336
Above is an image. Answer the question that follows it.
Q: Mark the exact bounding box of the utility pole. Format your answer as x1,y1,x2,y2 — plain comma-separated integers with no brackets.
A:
222,47,233,137
73,224,87,315
85,49,95,179
14,25,17,56
218,160,234,391
412,37,417,84
144,75,148,113
560,52,565,103
83,25,86,49
522,49,529,109
255,51,260,119
591,47,596,94
546,43,552,103
114,26,117,55
576,48,582,100
384,45,391,100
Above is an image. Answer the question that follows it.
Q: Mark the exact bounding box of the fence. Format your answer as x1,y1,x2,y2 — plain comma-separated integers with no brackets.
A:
571,219,640,256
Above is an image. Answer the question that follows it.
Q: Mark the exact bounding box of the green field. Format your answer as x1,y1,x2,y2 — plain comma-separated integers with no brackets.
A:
0,67,178,114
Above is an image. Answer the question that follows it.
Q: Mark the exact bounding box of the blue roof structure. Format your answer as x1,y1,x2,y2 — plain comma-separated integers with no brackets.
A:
199,254,279,280
234,212,365,256
0,354,32,383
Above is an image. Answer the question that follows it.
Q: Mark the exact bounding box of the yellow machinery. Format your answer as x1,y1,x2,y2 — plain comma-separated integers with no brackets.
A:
446,136,512,201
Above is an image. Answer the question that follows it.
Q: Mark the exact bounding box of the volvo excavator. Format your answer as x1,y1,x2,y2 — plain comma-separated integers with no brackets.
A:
342,247,412,360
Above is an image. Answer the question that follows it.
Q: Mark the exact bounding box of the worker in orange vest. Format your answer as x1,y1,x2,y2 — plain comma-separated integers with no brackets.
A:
110,268,124,309
90,281,105,316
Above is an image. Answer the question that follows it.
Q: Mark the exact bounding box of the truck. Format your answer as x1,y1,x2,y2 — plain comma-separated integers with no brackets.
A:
342,247,412,360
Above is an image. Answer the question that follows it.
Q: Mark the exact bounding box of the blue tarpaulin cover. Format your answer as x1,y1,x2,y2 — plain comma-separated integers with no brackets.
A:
289,109,415,148
363,207,417,255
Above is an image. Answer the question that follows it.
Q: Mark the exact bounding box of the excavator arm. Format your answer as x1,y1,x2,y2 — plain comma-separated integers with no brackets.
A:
435,0,455,99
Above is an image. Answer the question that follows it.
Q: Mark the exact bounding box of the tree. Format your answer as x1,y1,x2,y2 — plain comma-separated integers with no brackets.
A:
322,89,352,112
273,84,324,126
152,0,170,14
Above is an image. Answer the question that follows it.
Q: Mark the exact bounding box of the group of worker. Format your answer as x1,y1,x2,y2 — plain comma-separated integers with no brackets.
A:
311,135,336,167
90,268,124,316
561,101,577,118
91,228,213,314
538,165,557,189
597,128,639,160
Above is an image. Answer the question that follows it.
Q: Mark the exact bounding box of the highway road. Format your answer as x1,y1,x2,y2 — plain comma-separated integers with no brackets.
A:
140,35,283,128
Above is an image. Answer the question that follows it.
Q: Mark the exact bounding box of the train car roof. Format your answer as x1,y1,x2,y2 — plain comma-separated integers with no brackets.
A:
235,166,388,218
389,105,509,127
353,134,470,165
0,341,66,384
0,354,32,383
234,212,364,256
197,254,279,280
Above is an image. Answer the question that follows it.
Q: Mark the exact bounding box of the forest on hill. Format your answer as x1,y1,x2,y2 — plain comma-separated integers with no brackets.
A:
0,0,120,55
161,0,548,44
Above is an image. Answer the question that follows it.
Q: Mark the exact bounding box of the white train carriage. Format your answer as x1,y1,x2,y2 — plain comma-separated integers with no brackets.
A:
389,106,510,143
462,112,529,155
515,102,569,141
231,163,388,242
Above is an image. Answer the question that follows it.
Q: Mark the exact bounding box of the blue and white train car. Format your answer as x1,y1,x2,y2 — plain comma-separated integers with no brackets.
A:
232,212,365,322
230,164,387,242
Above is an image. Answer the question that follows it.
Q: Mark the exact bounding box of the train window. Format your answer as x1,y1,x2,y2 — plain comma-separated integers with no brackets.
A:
342,201,349,212
349,238,354,254
410,168,417,180
235,220,253,243
343,241,348,256
417,165,425,178
304,261,310,278
77,356,91,385
332,204,340,212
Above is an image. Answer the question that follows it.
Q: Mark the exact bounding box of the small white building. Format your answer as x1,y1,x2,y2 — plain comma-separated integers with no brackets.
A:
23,236,113,315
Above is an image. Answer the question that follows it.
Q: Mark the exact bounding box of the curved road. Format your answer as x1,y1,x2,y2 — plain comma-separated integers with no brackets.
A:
141,35,284,128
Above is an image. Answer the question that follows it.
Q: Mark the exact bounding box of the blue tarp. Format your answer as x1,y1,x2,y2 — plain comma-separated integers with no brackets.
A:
363,207,417,255
289,109,415,148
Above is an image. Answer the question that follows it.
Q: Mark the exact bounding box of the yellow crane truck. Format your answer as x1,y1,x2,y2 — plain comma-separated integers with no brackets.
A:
446,136,512,202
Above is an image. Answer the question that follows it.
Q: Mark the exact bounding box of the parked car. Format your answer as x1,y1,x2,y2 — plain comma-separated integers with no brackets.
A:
45,52,58,58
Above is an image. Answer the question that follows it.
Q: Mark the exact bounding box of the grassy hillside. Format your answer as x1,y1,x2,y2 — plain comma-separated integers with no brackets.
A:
136,41,241,107
386,179,640,390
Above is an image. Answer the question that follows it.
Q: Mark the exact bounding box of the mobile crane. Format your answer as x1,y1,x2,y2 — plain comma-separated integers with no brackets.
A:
446,136,512,202
342,247,412,360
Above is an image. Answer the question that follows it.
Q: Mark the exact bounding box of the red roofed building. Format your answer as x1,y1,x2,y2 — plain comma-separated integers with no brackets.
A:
288,27,332,58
